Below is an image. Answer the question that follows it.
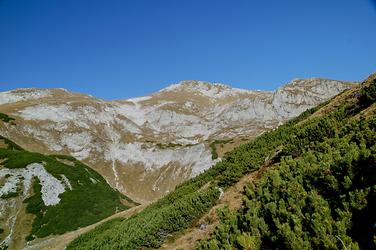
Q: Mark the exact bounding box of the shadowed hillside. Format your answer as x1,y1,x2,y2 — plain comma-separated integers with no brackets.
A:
0,116,138,249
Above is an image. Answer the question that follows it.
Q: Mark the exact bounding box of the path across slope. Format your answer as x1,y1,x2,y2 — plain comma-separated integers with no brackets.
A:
23,204,148,250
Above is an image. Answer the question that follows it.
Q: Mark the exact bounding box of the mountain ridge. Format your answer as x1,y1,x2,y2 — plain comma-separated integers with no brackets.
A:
0,76,353,101
0,78,354,202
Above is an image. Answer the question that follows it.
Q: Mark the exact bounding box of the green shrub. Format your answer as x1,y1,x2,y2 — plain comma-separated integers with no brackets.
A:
0,191,19,199
209,139,233,160
360,78,376,107
0,112,15,123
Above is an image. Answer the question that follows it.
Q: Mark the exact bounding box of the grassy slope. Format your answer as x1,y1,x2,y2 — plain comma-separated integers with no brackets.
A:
0,117,138,241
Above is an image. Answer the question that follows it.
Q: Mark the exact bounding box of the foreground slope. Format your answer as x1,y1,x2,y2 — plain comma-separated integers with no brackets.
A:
67,74,375,250
0,79,352,202
0,115,137,250
196,77,376,250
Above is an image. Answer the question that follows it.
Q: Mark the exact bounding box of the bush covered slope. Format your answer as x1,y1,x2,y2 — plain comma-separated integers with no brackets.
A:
197,75,376,250
0,118,138,247
69,74,375,249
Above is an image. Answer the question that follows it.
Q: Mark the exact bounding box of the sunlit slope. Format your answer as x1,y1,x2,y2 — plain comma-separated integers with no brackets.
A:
196,74,376,250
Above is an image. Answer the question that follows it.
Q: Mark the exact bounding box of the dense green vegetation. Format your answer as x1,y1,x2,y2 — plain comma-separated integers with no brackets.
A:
360,78,376,107
0,190,19,199
0,128,136,240
69,187,219,249
197,78,376,250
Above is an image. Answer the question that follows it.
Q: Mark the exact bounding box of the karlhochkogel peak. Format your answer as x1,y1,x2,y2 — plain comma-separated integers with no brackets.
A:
161,80,232,92
0,78,354,202
159,80,263,99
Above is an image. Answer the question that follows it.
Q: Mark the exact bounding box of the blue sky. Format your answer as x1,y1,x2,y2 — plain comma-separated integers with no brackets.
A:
0,0,375,100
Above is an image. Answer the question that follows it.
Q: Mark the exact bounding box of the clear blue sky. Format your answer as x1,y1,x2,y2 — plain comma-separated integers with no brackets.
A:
0,0,375,100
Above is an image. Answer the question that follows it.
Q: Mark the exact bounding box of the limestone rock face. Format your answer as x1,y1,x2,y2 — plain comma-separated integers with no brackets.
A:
0,79,353,202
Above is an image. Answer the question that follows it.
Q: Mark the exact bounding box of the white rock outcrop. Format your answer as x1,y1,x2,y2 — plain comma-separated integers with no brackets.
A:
0,163,65,206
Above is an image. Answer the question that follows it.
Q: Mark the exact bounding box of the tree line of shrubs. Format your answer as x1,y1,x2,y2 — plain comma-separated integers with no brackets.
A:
196,77,376,249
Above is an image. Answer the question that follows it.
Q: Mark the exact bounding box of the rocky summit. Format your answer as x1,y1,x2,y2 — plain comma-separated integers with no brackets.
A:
0,78,353,202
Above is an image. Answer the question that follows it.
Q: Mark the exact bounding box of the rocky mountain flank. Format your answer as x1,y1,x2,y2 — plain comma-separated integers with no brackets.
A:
0,78,353,202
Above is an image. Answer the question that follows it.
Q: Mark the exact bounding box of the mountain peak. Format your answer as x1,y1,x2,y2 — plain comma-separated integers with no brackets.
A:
162,80,228,90
160,80,256,98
